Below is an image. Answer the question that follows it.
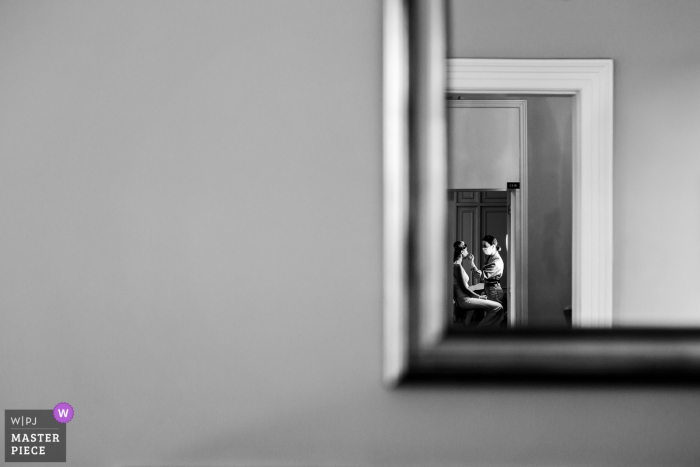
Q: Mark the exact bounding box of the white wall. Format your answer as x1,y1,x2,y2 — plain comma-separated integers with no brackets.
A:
448,104,522,189
2,1,700,466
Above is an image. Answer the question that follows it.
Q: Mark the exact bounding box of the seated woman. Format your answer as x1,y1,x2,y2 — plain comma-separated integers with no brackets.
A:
453,241,505,328
469,234,505,306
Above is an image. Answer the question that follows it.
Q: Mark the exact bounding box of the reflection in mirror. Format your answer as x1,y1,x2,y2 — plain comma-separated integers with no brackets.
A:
447,96,573,330
384,0,700,384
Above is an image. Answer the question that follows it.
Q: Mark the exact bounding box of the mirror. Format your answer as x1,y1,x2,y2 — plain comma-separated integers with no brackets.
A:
383,0,700,385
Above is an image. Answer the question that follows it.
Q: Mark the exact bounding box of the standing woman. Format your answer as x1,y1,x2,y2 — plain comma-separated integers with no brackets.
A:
469,235,505,305
453,241,504,328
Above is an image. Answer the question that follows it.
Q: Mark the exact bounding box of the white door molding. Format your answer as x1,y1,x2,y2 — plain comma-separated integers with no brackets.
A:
448,59,613,328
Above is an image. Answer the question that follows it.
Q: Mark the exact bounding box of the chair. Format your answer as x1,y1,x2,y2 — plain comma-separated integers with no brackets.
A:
453,303,475,326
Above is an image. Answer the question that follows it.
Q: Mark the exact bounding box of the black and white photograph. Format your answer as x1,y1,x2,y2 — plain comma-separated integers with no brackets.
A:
3,1,700,466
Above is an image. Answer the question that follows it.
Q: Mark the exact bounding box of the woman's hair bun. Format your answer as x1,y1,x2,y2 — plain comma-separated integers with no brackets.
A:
482,235,502,251
453,240,466,251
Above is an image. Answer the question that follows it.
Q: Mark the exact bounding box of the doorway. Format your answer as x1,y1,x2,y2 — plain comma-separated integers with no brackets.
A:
447,59,613,328
449,189,523,328
447,98,528,329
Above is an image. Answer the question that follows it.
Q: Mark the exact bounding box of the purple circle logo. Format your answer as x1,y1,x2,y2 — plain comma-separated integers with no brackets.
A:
53,402,74,423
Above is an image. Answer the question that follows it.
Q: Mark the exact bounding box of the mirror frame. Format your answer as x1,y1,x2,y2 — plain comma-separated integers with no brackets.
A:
383,0,700,386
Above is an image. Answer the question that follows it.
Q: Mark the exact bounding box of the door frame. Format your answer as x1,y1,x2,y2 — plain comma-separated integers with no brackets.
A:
449,189,523,329
447,99,528,328
448,59,613,328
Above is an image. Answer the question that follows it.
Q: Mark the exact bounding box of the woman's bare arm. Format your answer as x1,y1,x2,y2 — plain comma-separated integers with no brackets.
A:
470,254,503,280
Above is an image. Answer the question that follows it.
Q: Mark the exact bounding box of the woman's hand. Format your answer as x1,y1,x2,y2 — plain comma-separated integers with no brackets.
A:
467,253,475,263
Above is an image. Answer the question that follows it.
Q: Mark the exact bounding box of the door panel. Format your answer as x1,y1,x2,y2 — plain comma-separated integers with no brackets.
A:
456,191,478,204
481,191,508,204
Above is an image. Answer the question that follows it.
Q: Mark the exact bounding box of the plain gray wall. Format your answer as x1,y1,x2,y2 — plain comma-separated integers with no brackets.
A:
525,97,573,327
2,1,700,466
